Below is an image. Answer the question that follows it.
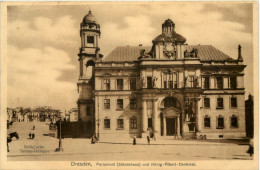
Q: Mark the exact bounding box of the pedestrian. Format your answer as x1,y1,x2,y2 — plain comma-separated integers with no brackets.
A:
29,133,32,139
91,135,96,144
33,125,35,130
147,135,150,145
32,133,35,140
151,132,156,141
247,138,254,156
133,134,136,145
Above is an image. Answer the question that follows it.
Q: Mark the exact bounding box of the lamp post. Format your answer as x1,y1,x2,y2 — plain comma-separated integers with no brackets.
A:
96,118,100,140
55,118,63,152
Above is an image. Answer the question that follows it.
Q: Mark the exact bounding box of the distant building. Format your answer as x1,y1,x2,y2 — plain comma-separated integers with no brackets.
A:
77,11,247,139
245,94,254,138
68,108,78,122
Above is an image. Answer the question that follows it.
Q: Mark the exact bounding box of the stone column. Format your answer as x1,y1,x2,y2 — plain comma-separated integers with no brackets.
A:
142,100,147,132
163,117,167,136
177,44,181,59
152,99,159,134
180,45,184,59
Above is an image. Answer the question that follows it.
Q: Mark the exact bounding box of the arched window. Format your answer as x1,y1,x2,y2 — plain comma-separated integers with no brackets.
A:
164,97,177,108
130,116,137,129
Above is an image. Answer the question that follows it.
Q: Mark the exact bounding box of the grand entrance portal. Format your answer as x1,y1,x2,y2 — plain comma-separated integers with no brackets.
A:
161,97,181,137
166,118,176,136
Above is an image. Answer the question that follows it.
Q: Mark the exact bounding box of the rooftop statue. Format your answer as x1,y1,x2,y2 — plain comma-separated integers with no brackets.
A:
184,48,198,58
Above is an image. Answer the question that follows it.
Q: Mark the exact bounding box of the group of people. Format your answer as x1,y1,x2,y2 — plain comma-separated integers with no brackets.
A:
133,129,156,145
29,132,35,139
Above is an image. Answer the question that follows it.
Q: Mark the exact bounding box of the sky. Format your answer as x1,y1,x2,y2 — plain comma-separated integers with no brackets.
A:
6,2,254,110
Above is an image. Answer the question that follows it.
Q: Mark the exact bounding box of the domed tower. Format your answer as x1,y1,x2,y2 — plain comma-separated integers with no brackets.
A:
77,10,99,135
151,19,186,59
79,10,101,80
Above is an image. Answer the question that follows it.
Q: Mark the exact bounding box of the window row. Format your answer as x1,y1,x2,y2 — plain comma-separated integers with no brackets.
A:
203,97,237,109
104,117,138,129
104,99,137,110
204,115,238,129
103,78,137,90
202,76,237,89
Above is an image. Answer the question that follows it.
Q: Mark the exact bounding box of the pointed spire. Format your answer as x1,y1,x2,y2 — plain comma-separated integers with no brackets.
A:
238,44,243,61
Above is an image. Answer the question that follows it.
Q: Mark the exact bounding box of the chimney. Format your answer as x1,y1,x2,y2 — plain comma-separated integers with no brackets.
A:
238,44,243,61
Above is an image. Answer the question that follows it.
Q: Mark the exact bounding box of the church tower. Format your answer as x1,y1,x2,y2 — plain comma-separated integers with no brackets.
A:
77,10,100,137
79,10,101,79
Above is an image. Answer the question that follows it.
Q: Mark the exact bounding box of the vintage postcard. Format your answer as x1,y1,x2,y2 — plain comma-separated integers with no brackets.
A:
0,1,258,169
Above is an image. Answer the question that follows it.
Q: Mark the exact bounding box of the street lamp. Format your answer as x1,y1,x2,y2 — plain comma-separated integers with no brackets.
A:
55,118,63,152
96,119,100,140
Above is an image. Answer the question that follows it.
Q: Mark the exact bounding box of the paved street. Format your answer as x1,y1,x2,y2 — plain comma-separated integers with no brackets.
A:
7,122,253,161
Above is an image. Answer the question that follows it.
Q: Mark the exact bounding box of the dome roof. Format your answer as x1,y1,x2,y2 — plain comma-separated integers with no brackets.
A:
83,10,98,24
152,32,186,44
162,19,175,27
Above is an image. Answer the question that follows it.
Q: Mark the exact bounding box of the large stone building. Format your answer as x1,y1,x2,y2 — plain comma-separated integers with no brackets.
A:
77,11,247,139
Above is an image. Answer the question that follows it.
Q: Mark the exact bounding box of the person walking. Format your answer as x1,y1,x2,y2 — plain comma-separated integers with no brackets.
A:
91,135,96,144
133,134,136,145
147,135,150,145
29,132,32,139
32,133,35,140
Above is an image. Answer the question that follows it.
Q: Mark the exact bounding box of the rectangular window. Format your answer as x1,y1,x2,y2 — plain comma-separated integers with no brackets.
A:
173,73,178,88
204,117,210,127
130,78,136,90
86,106,91,116
148,118,152,128
203,77,210,89
217,117,224,129
87,36,94,44
216,77,223,89
163,74,167,88
231,116,238,128
104,79,110,90
117,79,123,90
189,76,194,87
204,98,210,108
230,77,237,89
117,99,123,109
130,99,137,109
168,75,173,89
147,77,153,89
188,124,195,131
217,98,224,109
104,99,110,109
231,97,237,108
104,119,110,129
117,119,124,129
130,117,137,129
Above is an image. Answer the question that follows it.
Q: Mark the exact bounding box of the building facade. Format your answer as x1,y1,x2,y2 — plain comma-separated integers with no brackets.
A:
77,11,247,139
245,94,254,138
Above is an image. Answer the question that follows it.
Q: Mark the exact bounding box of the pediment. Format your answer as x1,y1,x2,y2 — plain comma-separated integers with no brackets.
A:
101,73,112,76
162,107,180,117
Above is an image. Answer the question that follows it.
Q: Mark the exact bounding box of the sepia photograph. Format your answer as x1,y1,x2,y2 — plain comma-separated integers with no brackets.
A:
0,1,258,169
